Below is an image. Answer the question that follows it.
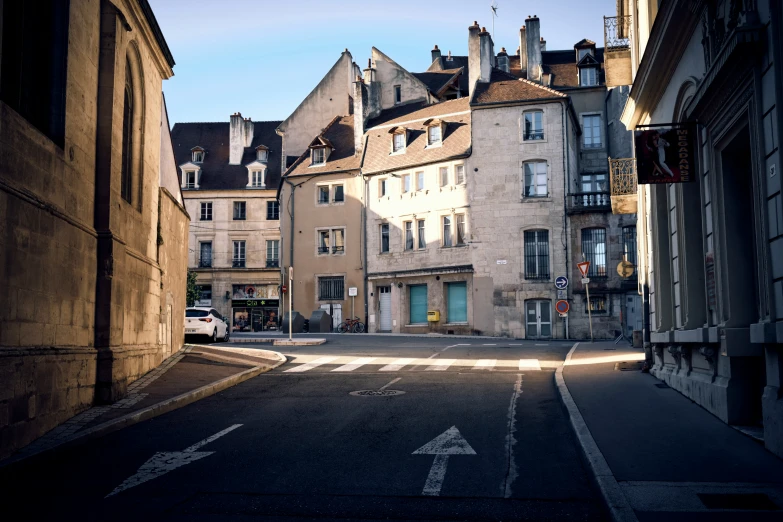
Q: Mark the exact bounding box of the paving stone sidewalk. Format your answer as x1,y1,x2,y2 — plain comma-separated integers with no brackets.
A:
2,344,285,466
561,341,783,522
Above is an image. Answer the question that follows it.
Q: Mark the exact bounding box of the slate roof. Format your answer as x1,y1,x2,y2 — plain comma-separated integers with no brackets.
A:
171,120,283,190
287,115,361,176
426,55,470,93
472,68,567,105
412,68,463,97
363,98,471,175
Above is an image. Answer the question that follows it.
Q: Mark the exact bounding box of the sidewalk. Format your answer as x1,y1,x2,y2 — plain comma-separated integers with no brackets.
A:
558,341,783,521
1,344,285,467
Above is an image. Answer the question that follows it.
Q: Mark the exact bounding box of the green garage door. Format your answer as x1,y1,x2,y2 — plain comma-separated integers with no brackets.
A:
447,282,467,322
409,285,428,324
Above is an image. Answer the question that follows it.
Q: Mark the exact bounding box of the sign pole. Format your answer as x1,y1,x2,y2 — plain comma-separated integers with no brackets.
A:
585,281,593,342
288,266,293,341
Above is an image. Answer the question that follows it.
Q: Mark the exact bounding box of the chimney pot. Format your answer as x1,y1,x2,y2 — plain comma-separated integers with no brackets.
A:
433,44,439,50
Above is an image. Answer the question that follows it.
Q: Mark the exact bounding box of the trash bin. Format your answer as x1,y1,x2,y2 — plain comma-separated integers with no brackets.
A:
308,310,332,333
281,311,304,333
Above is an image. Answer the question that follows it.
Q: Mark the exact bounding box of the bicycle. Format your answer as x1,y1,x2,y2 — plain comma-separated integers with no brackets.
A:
337,316,365,333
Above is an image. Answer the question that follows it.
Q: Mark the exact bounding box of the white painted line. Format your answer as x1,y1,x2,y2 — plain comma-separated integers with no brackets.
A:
106,424,242,497
482,343,497,346
421,454,449,496
284,355,339,372
332,357,376,372
509,344,523,346
425,359,456,371
501,374,522,498
535,343,548,346
456,343,471,346
379,358,416,372
379,377,401,391
413,426,476,496
555,343,639,522
518,359,542,371
472,359,497,370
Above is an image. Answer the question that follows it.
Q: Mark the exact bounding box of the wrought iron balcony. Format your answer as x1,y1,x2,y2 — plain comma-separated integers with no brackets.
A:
317,246,330,254
604,15,631,52
609,157,638,214
567,191,611,214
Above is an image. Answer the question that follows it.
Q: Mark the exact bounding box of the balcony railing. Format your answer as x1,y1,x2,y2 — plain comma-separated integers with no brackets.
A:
568,191,611,213
266,260,279,268
332,245,345,254
604,15,632,52
609,157,638,214
198,259,212,268
232,259,246,268
317,246,329,254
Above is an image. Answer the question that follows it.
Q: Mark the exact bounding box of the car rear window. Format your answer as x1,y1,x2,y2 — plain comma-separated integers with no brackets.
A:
186,310,209,317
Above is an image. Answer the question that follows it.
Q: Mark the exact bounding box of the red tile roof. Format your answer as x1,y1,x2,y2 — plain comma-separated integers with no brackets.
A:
471,68,567,105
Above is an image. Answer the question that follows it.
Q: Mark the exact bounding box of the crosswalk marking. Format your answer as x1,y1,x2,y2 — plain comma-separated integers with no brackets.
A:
519,359,541,370
425,359,456,371
332,357,376,372
472,359,497,370
379,358,417,372
284,356,339,373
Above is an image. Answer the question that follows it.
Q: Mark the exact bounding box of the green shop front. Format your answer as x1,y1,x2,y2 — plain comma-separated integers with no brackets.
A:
232,298,280,332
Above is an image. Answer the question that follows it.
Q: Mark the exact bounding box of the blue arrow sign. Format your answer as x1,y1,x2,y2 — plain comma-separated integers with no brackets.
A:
555,276,568,290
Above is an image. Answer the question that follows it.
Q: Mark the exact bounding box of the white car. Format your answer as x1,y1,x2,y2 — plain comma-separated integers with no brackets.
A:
185,307,230,342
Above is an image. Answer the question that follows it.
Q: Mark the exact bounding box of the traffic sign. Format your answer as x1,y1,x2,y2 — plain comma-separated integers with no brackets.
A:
555,300,570,314
577,261,590,277
582,278,590,284
617,260,635,278
281,285,287,293
556,289,567,300
289,266,294,280
555,276,568,289
559,313,568,318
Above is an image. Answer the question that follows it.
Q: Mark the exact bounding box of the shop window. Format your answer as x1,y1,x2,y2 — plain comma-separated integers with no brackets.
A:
447,282,467,323
409,285,428,324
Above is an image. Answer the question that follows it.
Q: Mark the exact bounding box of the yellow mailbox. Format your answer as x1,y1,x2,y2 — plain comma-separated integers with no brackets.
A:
427,310,440,322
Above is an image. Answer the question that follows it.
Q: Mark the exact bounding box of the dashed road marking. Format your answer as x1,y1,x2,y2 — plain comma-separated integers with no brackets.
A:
284,356,339,372
426,359,456,371
379,358,417,372
332,357,376,372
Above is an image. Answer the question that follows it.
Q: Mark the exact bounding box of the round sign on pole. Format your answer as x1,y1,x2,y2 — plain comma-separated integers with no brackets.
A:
617,261,635,278
555,300,570,314
555,276,569,290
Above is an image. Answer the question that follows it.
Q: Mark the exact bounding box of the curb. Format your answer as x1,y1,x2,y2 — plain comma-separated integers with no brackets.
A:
555,342,638,522
1,349,287,469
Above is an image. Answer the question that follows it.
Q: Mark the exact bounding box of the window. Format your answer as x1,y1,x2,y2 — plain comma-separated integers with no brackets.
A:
266,240,279,268
442,216,453,247
251,170,265,188
455,214,466,246
121,63,134,204
428,125,442,145
581,228,607,277
379,178,387,197
524,230,550,280
200,202,212,221
447,282,467,323
193,150,204,163
199,242,212,268
380,224,390,253
524,111,544,141
196,285,212,306
523,161,548,197
332,229,345,254
257,149,268,162
622,226,637,275
312,148,326,165
455,165,466,185
409,285,428,324
416,171,425,191
318,230,330,254
418,219,426,249
583,115,602,148
394,85,402,104
402,174,411,193
393,133,406,152
440,167,450,187
319,276,345,300
318,186,330,204
580,67,598,87
577,48,593,60
581,173,608,193
233,201,246,220
233,241,246,268
333,185,344,203
184,171,197,189
267,201,280,220
585,295,608,313
405,221,414,251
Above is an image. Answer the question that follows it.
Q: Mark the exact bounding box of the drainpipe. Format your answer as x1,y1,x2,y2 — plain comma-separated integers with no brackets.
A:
284,178,295,316
562,100,571,340
362,174,369,328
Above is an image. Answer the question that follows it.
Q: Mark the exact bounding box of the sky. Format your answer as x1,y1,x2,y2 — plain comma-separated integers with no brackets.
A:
149,0,617,126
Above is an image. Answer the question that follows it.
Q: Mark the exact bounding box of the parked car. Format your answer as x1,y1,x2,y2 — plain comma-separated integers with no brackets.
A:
185,307,230,343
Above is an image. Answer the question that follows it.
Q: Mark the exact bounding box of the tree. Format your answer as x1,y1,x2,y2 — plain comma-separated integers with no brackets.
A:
186,270,200,307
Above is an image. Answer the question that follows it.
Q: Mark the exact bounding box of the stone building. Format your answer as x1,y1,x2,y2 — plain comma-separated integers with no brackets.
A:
607,0,783,457
172,115,283,332
0,0,189,458
279,116,364,328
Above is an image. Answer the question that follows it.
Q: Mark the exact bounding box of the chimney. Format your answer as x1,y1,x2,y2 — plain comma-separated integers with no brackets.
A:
519,26,527,73
353,77,366,154
497,47,509,73
431,45,442,64
229,112,248,164
468,21,482,99
244,117,254,147
525,15,542,82
540,37,547,52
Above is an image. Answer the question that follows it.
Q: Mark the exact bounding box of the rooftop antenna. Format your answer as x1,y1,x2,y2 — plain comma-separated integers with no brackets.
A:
490,1,498,40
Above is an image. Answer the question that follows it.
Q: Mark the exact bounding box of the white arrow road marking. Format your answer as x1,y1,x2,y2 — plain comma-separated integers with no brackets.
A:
413,426,476,496
379,358,416,372
105,424,242,498
284,356,339,372
332,357,376,372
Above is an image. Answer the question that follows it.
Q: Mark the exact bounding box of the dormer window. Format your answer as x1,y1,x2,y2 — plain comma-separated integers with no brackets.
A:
250,169,265,188
312,147,326,165
424,118,445,147
393,133,405,152
184,171,197,189
389,126,408,153
580,67,598,86
256,145,269,162
578,48,593,60
191,146,205,163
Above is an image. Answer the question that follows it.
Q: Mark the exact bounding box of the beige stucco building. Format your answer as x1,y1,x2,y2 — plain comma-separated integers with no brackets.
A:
0,0,189,458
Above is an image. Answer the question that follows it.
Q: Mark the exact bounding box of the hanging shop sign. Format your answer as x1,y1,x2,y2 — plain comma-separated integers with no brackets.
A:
634,123,696,184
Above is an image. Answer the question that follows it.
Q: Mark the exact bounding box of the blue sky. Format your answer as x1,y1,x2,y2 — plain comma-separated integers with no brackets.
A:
150,0,617,125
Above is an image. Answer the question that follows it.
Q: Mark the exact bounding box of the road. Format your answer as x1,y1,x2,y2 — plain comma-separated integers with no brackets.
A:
0,336,607,521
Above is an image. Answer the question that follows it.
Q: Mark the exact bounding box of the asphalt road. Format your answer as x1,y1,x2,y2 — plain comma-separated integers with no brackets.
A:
1,337,607,521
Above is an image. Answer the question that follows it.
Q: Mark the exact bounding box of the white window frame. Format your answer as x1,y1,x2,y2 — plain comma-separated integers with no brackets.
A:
404,221,414,251
317,185,330,205
232,240,246,267
402,174,411,193
333,184,344,203
580,66,598,87
184,170,198,189
523,110,544,141
582,113,603,149
392,132,406,153
455,214,466,246
312,147,326,165
249,168,266,188
200,202,212,221
442,215,453,248
416,171,425,192
257,149,268,162
427,125,442,147
455,164,466,185
316,227,346,256
523,161,548,198
417,218,426,249
266,239,279,267
192,150,204,163
379,178,387,197
439,167,449,187
380,223,390,253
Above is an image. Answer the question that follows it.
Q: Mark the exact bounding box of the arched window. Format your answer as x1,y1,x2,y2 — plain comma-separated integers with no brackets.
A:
121,61,134,203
